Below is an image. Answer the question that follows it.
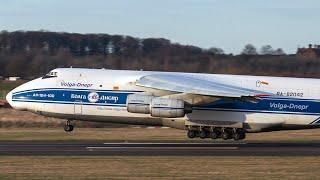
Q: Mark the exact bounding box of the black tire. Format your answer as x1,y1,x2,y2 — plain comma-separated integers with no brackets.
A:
187,130,196,138
239,132,246,140
69,125,74,132
238,129,246,140
233,133,240,141
64,125,74,132
199,131,207,139
222,131,230,140
64,125,71,132
210,130,218,139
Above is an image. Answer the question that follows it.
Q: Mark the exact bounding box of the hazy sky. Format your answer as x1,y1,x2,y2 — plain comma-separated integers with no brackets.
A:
0,0,319,54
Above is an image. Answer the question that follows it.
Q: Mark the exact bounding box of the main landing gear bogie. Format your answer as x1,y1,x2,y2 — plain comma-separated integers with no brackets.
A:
64,120,74,132
187,127,246,141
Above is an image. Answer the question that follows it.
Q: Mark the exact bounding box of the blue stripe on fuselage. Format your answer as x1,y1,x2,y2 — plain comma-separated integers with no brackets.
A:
198,97,314,114
12,88,135,105
11,88,320,115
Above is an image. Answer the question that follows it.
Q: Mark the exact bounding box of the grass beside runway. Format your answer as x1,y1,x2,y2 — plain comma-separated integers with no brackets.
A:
1,127,320,141
0,81,25,100
0,156,319,179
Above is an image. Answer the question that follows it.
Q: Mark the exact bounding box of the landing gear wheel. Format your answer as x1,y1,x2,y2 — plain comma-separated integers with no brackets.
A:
233,132,240,141
187,130,196,138
64,120,74,132
239,132,246,140
64,125,74,132
237,129,246,140
210,129,219,139
199,131,207,139
69,125,74,131
222,132,230,140
222,130,231,140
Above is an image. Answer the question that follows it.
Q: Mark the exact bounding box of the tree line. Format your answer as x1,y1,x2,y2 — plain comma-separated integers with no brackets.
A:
0,30,319,79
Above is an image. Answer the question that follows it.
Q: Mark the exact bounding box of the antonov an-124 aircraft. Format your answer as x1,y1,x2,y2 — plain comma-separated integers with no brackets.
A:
6,68,320,140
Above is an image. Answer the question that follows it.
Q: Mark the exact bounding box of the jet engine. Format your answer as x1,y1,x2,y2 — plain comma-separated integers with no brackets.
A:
126,94,192,118
150,97,192,118
126,94,154,114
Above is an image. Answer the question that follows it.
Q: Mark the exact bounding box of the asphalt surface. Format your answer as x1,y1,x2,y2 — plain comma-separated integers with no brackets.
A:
0,140,320,156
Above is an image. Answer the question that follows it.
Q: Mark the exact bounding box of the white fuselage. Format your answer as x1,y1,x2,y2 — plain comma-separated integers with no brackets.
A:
6,68,320,132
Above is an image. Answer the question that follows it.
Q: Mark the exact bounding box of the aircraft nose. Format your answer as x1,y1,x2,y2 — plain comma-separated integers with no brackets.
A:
6,91,13,106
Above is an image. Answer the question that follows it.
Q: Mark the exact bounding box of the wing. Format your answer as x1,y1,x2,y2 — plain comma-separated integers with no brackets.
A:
135,73,271,104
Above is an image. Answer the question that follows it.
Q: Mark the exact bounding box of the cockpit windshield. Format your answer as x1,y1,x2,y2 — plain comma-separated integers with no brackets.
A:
42,71,58,79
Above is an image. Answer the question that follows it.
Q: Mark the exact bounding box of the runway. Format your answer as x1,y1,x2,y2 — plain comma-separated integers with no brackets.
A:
0,141,320,156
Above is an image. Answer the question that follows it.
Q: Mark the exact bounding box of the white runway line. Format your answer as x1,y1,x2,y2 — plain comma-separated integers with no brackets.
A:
102,143,247,145
131,126,142,128
86,147,239,150
146,127,155,129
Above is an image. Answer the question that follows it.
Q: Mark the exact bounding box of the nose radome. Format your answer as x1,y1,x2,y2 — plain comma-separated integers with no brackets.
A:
5,89,27,110
5,78,42,110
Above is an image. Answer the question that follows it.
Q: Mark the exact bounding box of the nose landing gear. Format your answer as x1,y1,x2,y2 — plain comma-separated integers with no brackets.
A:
64,120,74,132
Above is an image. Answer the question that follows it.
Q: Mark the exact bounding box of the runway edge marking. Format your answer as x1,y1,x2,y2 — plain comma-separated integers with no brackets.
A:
102,142,247,145
86,147,239,150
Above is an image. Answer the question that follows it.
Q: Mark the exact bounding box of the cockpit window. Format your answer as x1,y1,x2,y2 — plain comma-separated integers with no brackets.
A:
42,71,58,79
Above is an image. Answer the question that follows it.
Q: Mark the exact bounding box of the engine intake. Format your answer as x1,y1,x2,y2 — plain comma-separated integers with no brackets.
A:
126,94,154,114
150,98,185,118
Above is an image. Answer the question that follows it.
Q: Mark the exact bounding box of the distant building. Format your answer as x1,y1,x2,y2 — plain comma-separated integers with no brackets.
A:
7,77,21,81
296,44,320,59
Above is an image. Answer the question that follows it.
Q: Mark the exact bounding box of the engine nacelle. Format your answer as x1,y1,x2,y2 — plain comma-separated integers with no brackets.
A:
126,94,154,114
150,97,192,118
